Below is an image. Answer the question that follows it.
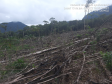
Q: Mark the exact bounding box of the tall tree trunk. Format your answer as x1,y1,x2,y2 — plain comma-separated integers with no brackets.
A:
84,9,86,30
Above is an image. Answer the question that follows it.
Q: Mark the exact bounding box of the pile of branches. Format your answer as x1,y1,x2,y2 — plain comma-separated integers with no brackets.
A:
1,36,112,84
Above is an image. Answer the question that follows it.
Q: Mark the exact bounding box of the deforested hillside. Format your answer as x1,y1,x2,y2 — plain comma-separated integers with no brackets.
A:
0,21,112,84
1,1,112,83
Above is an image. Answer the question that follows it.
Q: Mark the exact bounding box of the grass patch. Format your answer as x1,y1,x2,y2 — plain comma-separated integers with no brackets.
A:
100,51,112,71
6,58,27,72
0,58,27,79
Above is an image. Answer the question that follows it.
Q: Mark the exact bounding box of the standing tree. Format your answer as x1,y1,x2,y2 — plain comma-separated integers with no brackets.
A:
49,17,55,23
0,23,9,39
49,17,56,34
43,20,49,24
84,0,95,30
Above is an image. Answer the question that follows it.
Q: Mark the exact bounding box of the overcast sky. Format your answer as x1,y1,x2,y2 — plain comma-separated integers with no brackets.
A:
0,0,112,25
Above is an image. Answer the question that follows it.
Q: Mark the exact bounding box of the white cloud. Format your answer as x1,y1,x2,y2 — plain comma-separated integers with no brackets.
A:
5,15,10,18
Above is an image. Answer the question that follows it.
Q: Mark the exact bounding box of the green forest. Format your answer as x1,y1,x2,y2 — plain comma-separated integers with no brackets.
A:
0,14,112,39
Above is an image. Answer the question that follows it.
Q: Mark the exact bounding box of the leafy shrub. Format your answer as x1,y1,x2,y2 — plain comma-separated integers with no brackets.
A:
85,34,88,36
101,28,108,35
77,34,82,39
6,58,27,72
0,58,27,79
13,58,26,69
87,26,94,34
102,52,112,71
0,71,7,79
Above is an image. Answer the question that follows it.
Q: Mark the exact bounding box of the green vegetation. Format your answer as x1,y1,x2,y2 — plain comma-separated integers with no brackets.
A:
0,71,8,79
32,64,36,68
87,26,94,34
68,41,74,46
22,44,32,50
0,14,112,39
0,12,112,83
85,34,89,36
90,40,97,45
0,58,27,79
96,34,100,42
96,28,108,42
6,58,27,72
0,37,34,60
83,51,86,53
77,34,82,39
0,38,19,49
0,51,4,58
103,52,112,71
100,51,112,71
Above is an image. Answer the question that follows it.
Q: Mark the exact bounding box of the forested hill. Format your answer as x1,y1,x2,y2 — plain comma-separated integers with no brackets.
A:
83,5,112,20
0,13,112,38
1,12,112,39
0,21,27,33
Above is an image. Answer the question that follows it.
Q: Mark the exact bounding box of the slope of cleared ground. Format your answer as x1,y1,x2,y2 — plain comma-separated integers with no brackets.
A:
0,24,112,84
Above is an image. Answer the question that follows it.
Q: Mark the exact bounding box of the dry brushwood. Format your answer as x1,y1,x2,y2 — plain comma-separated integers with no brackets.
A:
1,36,112,84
